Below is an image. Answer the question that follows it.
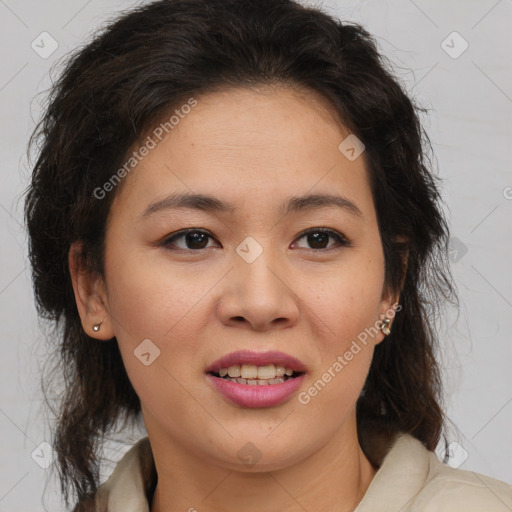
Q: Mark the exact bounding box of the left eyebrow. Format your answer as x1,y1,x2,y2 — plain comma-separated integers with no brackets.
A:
280,193,363,218
138,192,363,220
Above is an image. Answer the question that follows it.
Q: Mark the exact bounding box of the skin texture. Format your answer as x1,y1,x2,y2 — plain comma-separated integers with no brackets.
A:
69,85,399,512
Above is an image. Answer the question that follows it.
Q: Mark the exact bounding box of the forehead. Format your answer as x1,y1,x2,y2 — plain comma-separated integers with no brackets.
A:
110,85,374,220
169,85,348,156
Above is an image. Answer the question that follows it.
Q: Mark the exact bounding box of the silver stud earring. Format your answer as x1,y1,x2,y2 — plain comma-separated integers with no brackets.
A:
92,321,103,332
380,318,391,336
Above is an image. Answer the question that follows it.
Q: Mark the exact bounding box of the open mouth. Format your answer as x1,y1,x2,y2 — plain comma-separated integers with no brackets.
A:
208,364,305,386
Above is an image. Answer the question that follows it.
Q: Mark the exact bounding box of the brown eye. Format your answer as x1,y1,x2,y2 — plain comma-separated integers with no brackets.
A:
294,228,350,250
306,231,330,249
162,229,217,250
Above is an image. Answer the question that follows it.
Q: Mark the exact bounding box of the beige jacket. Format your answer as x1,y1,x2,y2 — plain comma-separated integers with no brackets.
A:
74,432,512,511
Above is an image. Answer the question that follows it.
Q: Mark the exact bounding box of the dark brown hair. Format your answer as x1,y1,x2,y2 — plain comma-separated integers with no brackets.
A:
24,0,456,508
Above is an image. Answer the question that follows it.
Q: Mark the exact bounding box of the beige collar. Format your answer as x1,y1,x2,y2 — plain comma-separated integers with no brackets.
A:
94,432,432,511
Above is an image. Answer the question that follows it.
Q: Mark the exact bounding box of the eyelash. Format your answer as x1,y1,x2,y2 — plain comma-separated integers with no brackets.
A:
160,227,351,252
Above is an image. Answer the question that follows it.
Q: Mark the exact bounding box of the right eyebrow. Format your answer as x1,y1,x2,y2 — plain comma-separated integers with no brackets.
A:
138,192,236,220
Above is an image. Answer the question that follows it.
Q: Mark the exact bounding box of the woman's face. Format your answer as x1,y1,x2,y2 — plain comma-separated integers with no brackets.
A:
79,86,397,470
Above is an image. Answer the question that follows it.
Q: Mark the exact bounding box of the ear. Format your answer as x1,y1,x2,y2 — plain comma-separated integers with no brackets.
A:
374,237,408,345
68,241,115,340
373,289,401,346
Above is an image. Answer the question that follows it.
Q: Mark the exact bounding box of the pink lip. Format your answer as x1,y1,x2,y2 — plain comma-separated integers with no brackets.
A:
206,373,306,408
205,350,307,374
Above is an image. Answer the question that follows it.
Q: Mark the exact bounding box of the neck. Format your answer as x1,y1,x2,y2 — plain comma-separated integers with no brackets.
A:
149,411,378,512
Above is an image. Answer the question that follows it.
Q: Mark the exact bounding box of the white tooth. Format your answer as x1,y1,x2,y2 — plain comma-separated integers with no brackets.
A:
257,379,269,385
241,364,258,379
219,368,228,377
247,379,258,385
237,378,247,384
269,377,285,384
228,365,241,378
285,368,294,376
275,366,286,377
257,364,276,379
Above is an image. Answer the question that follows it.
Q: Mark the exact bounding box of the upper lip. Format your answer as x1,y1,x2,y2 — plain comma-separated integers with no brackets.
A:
205,350,307,374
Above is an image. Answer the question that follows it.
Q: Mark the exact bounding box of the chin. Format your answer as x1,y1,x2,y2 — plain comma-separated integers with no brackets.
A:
208,436,316,473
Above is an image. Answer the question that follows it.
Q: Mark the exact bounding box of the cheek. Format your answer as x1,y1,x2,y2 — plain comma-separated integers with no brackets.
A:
298,253,384,403
104,244,210,345
103,249,208,418
306,252,385,343
298,295,378,425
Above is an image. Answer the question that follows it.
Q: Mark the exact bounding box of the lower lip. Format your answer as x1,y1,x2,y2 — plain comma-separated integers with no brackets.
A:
206,373,306,408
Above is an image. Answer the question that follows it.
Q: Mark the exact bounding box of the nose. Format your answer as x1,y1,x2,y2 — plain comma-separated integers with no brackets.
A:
217,248,300,332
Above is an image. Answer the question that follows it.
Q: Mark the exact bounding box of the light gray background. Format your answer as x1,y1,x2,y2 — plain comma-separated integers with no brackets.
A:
1,0,511,510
